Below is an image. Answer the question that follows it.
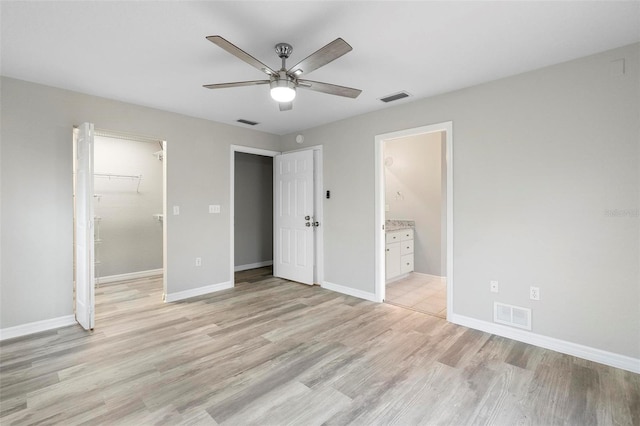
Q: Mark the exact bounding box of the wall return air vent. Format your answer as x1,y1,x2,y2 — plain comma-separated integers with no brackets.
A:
494,302,532,330
379,91,411,103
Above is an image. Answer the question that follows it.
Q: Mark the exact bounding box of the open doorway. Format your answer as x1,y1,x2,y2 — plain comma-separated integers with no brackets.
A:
230,146,279,285
233,150,275,283
375,122,453,320
73,125,166,330
383,132,447,317
230,145,324,287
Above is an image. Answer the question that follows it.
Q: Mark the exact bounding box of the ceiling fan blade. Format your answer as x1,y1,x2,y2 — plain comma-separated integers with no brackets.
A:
279,102,293,111
297,80,362,98
203,80,270,89
287,38,352,77
206,35,277,76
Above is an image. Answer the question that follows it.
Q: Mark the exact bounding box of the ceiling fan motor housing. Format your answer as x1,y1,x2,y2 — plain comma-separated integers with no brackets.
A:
275,43,293,59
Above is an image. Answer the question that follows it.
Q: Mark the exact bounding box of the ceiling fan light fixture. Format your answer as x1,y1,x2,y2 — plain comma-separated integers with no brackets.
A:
270,79,296,103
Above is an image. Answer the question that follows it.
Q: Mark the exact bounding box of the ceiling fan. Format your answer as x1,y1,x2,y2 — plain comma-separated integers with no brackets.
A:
203,36,362,111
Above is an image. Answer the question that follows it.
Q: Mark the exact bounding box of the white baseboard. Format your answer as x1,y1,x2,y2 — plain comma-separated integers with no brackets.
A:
322,281,377,302
234,260,273,272
164,281,233,303
98,268,164,285
450,313,640,374
412,272,446,281
0,315,77,341
385,273,410,284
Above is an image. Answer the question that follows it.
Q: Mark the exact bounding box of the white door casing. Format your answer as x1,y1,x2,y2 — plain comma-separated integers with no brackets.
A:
274,150,315,285
374,121,453,315
74,122,95,330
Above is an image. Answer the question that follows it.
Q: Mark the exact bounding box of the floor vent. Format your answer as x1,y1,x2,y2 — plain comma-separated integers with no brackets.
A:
237,119,259,126
379,91,411,103
494,302,531,330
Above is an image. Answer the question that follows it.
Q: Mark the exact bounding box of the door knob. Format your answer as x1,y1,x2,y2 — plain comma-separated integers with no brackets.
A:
305,222,311,227
305,215,311,220
312,221,320,227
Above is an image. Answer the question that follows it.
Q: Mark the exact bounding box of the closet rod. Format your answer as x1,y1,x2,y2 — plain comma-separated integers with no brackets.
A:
94,173,142,179
94,173,142,192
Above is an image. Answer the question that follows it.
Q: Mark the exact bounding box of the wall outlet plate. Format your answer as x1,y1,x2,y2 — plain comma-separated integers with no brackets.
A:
530,286,540,300
490,280,499,293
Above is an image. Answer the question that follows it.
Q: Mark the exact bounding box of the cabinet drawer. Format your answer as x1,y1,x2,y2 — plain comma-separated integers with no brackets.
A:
401,240,414,255
400,229,413,241
400,254,414,274
386,231,404,244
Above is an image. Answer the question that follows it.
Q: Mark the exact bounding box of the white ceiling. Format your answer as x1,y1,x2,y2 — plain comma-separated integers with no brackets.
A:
2,1,639,135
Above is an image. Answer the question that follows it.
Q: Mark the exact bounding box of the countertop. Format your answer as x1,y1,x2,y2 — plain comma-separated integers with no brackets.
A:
385,220,415,232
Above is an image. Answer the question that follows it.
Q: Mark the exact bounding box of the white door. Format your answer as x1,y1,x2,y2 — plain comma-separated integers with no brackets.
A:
274,150,315,285
74,123,95,330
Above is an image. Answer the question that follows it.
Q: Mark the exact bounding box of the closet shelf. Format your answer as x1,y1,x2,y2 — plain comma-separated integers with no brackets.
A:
94,173,142,192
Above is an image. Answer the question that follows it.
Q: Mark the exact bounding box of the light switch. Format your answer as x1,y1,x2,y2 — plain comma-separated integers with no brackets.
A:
173,205,180,215
209,205,221,214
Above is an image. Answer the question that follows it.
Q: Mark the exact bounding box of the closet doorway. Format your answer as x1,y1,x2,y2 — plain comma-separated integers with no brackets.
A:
73,124,166,330
230,146,279,284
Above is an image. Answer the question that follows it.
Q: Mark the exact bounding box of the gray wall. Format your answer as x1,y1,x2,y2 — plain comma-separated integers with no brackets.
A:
280,43,639,359
0,76,280,328
1,43,638,361
234,152,273,268
385,133,444,276
94,136,163,277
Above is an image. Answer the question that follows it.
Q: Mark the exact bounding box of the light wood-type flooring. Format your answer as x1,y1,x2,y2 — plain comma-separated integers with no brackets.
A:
1,268,639,425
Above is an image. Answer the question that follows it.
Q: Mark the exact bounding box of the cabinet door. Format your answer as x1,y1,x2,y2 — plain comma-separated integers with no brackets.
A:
401,254,414,274
386,243,401,279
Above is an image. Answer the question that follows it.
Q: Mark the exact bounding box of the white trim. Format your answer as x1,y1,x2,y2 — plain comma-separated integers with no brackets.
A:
385,273,411,284
164,281,233,303
374,122,454,312
98,268,164,285
282,144,324,154
451,313,640,374
411,272,446,282
234,260,273,272
162,140,168,300
231,145,281,157
230,145,280,288
312,146,324,284
0,315,76,341
322,281,377,302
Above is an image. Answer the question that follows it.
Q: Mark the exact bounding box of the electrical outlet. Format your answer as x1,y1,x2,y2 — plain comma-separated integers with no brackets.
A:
209,205,221,214
490,280,499,293
530,286,540,300
195,257,202,267
173,205,180,215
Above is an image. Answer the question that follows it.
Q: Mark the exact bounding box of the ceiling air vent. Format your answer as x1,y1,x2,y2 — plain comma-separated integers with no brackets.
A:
379,91,411,103
237,119,259,126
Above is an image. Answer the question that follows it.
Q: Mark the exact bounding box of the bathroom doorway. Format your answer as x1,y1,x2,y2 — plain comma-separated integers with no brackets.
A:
374,122,453,319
